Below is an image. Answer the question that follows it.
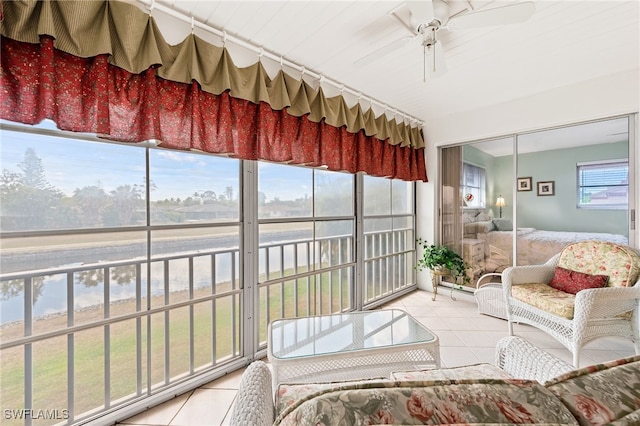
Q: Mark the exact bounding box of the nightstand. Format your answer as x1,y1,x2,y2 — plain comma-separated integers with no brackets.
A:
463,238,485,279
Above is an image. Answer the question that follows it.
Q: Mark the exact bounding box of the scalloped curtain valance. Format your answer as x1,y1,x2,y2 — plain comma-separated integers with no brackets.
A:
0,0,428,181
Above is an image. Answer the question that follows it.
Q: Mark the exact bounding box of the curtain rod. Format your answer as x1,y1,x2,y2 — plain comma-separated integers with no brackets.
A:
135,0,425,127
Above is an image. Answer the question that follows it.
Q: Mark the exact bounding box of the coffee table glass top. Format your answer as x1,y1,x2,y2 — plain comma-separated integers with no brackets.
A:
269,309,435,360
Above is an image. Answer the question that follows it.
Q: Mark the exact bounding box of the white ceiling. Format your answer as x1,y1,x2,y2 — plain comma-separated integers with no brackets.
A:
472,115,630,156
139,0,639,149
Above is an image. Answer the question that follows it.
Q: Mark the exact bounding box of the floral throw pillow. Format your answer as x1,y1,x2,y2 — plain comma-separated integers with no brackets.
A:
548,266,608,295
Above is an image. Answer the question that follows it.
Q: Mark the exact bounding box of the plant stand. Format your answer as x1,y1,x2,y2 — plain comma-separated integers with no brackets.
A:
431,269,458,301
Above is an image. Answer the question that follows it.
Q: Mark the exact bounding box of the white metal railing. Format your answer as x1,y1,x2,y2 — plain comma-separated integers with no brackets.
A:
0,247,241,426
0,229,414,425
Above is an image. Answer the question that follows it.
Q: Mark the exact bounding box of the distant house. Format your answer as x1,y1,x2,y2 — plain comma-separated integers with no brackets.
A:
260,203,310,218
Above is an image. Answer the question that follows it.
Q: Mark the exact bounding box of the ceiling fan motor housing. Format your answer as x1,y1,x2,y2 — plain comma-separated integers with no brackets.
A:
417,21,440,47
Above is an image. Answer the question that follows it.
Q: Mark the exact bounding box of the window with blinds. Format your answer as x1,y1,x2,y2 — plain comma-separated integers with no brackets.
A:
577,160,628,209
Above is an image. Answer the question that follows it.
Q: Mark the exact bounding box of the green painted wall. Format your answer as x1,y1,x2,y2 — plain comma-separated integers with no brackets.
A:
491,141,628,236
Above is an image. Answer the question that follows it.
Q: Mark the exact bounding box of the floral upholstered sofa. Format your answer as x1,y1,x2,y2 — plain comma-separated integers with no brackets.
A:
230,336,640,426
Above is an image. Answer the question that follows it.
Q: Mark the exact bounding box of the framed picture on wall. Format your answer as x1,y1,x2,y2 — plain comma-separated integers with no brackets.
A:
537,181,555,196
517,177,532,191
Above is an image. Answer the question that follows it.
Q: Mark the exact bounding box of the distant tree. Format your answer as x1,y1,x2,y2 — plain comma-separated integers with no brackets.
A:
0,170,23,194
18,148,51,190
103,184,144,226
0,171,25,229
0,149,63,231
182,196,200,207
73,184,108,226
201,190,217,203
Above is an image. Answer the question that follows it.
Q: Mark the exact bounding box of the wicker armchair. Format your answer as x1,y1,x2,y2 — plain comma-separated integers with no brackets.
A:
502,240,640,367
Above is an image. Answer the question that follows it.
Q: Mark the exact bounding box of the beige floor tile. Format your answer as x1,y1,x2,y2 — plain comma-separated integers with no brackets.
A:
440,346,480,368
381,300,406,309
200,368,245,390
120,392,191,425
400,293,433,307
438,316,474,330
403,305,440,317
415,316,449,331
581,348,635,365
468,346,497,364
513,330,566,350
455,330,507,348
436,330,466,347
220,398,237,426
463,315,508,332
433,306,478,319
583,336,635,351
170,389,237,426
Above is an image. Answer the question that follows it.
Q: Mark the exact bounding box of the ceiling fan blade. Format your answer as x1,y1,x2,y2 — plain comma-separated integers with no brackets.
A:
354,35,415,66
449,1,536,30
389,3,418,35
408,0,436,28
425,41,447,78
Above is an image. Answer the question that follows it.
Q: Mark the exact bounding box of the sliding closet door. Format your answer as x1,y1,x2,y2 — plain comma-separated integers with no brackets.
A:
439,115,635,291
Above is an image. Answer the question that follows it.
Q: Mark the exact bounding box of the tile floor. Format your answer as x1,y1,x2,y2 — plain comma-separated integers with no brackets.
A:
120,289,636,425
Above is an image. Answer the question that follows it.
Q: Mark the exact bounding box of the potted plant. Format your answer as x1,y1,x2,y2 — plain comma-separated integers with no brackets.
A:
416,238,470,287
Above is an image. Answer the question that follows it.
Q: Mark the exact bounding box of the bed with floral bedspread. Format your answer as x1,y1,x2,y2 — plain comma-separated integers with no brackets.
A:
476,226,628,271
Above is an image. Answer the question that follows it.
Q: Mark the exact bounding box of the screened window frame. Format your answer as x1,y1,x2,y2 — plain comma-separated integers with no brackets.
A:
576,159,629,210
0,121,419,425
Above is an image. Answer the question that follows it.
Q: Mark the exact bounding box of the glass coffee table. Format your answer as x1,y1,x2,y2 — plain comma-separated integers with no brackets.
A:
267,309,440,386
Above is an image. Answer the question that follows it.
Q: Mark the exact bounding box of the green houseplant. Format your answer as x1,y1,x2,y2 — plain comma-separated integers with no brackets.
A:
416,238,470,286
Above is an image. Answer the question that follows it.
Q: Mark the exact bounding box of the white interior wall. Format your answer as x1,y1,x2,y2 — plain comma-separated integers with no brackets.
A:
415,68,640,290
415,144,437,292
424,69,640,146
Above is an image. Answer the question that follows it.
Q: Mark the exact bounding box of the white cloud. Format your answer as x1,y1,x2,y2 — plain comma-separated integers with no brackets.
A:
156,150,205,166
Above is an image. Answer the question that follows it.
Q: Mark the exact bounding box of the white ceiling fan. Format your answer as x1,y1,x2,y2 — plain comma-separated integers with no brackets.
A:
356,0,536,80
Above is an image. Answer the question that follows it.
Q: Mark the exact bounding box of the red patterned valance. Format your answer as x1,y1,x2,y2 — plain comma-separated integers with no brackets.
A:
1,35,427,181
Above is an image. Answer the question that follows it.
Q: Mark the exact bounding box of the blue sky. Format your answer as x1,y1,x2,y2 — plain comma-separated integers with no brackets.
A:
1,120,318,202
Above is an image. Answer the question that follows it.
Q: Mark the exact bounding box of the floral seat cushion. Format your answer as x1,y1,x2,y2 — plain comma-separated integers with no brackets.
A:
276,364,511,415
545,355,640,425
275,378,579,425
511,283,576,319
275,378,390,416
558,241,640,288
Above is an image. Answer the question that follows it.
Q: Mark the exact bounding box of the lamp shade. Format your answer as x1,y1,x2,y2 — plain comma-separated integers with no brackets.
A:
496,196,506,207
